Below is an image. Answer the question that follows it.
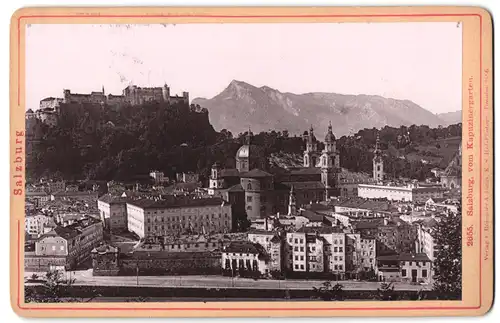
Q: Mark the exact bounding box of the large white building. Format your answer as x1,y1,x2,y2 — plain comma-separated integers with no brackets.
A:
126,197,232,239
357,183,444,202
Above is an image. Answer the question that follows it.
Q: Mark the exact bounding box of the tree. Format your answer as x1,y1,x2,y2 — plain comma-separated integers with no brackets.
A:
374,282,398,301
25,269,98,303
313,281,345,301
432,210,462,297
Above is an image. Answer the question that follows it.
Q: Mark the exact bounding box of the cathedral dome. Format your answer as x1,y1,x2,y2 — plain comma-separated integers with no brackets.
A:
325,131,336,142
236,145,250,158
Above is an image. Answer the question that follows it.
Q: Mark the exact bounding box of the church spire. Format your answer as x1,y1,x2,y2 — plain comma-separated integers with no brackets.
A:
374,133,381,155
102,85,105,95
288,185,297,216
373,132,384,182
324,121,335,143
245,126,253,145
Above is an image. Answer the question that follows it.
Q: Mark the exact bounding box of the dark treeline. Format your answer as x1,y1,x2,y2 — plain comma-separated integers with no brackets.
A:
26,101,461,184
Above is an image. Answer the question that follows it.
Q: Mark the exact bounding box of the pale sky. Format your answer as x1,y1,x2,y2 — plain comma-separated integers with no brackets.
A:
26,22,462,113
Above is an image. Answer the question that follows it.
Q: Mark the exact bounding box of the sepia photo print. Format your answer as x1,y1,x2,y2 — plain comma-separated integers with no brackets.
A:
23,21,463,303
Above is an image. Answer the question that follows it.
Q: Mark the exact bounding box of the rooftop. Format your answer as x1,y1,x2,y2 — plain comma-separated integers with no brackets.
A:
281,181,326,190
127,196,227,210
98,194,130,204
224,241,263,254
377,253,431,262
220,168,240,178
240,169,273,178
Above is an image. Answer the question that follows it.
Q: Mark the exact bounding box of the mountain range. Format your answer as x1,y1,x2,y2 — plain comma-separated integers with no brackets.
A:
192,80,461,137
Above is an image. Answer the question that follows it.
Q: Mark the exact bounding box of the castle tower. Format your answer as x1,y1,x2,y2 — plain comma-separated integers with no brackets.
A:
165,86,170,102
287,185,297,216
209,162,225,191
373,133,384,182
63,89,71,104
303,125,319,168
183,91,189,104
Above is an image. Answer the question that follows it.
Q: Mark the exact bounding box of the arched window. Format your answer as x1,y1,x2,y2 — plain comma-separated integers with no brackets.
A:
322,157,326,166
305,155,309,165
247,183,252,190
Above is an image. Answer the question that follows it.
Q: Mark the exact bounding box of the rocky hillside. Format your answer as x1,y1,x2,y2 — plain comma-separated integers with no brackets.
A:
192,80,447,137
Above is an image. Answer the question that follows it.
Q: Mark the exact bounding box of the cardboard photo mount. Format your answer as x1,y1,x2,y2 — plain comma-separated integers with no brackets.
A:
10,6,493,318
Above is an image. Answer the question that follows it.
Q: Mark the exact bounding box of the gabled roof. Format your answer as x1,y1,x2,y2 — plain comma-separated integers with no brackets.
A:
220,168,240,177
354,221,381,230
39,226,79,240
240,169,272,178
300,210,326,222
224,241,261,254
226,184,244,192
98,194,129,204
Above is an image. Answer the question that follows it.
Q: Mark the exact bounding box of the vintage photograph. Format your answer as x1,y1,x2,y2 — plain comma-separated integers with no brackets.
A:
23,22,463,303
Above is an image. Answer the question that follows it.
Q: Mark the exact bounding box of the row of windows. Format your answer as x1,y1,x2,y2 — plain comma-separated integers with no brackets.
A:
146,213,229,223
225,253,256,257
405,261,428,266
289,238,344,245
294,255,321,262
146,222,229,232
170,242,221,249
402,269,428,277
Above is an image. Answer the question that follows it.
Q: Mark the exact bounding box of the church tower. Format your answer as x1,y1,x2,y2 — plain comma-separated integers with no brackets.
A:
209,162,225,191
320,122,339,189
287,185,297,216
373,133,384,182
303,125,319,168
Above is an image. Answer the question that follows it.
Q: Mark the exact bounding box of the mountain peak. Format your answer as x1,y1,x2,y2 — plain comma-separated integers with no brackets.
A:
194,80,443,137
229,79,251,87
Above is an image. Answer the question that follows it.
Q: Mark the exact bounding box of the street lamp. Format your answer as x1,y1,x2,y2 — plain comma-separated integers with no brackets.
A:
136,259,139,286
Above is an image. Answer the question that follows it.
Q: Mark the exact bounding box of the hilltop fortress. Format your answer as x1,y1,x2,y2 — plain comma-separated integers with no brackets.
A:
37,83,189,110
28,83,191,126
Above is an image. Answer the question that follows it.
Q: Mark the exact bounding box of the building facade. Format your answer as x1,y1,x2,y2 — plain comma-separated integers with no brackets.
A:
126,197,233,239
358,183,444,202
25,217,104,271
